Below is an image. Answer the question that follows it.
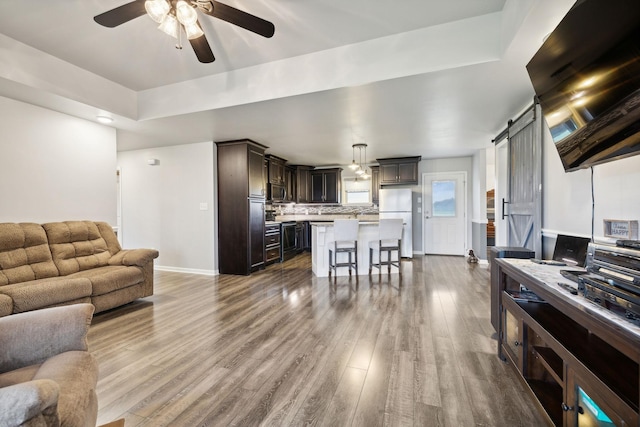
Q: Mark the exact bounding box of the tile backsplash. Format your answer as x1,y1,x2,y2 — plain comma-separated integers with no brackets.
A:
271,204,378,216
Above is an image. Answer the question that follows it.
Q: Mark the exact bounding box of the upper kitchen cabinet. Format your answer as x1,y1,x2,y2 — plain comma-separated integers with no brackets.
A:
248,147,267,198
216,139,267,275
265,154,287,202
311,168,342,203
294,165,313,203
266,154,286,185
370,166,380,205
377,156,421,185
284,165,296,202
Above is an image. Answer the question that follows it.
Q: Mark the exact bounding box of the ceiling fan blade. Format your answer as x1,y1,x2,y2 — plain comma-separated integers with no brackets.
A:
189,35,216,63
207,1,275,38
94,0,147,28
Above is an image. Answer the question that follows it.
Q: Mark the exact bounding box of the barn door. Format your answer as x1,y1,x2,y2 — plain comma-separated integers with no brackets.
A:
505,104,542,258
494,103,542,258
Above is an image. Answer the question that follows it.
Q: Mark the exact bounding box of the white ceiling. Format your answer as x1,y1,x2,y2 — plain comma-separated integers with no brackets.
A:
0,0,576,166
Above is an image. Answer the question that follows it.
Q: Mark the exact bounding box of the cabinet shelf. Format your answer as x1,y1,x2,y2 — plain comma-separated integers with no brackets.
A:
532,346,563,386
528,379,564,427
517,300,639,412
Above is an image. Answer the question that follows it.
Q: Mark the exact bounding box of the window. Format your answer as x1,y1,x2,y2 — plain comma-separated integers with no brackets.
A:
343,178,371,205
432,180,456,217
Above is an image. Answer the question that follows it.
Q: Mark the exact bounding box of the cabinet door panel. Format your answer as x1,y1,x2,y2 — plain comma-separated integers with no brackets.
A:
380,164,398,184
296,168,311,203
249,199,265,269
324,172,338,203
566,369,635,427
248,148,265,198
311,173,325,202
371,166,380,205
398,162,418,183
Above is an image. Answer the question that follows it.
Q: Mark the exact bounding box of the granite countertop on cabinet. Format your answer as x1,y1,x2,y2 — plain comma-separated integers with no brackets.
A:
276,214,379,222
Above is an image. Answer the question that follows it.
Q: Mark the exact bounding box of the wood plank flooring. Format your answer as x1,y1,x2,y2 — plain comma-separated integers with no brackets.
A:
89,254,547,426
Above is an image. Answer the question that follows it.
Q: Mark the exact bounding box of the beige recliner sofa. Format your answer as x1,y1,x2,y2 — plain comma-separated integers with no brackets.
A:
0,221,159,317
0,303,98,426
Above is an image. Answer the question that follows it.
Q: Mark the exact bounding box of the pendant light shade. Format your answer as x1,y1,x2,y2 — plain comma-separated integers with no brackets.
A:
350,143,370,180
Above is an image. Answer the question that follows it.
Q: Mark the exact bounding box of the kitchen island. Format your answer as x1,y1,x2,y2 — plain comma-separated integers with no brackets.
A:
311,221,401,277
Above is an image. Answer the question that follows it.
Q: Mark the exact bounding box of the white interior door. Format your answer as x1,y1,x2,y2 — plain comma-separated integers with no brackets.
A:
423,172,466,255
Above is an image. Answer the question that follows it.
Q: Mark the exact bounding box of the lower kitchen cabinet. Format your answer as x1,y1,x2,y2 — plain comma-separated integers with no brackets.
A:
265,223,281,264
249,199,265,271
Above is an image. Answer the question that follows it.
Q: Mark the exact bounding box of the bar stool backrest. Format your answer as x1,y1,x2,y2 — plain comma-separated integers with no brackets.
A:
378,218,403,244
333,219,359,243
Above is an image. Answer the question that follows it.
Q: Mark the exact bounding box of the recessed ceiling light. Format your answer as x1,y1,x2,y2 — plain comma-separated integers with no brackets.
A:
96,116,113,124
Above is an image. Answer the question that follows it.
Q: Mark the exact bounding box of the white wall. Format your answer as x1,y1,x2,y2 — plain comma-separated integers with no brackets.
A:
0,96,116,223
117,142,216,274
542,123,640,256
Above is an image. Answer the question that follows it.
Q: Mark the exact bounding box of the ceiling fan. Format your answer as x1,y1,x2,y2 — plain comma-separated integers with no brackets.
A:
94,0,275,63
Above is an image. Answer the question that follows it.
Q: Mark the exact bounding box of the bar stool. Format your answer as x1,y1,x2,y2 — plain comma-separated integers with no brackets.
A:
328,219,359,279
369,218,403,276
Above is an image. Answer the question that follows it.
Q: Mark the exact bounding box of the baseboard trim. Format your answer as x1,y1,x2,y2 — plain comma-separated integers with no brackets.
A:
154,266,218,276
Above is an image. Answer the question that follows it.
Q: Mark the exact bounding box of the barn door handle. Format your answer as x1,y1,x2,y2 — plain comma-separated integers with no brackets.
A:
501,198,509,220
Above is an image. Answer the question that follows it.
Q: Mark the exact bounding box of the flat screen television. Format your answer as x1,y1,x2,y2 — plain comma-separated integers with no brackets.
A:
526,0,640,172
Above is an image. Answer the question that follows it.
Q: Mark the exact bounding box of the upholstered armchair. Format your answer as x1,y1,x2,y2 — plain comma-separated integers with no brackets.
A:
0,304,99,427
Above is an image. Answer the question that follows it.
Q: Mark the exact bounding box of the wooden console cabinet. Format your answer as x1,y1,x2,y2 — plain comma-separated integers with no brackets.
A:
495,259,640,426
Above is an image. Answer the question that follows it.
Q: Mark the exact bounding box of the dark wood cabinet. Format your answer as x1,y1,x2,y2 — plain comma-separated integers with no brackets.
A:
249,199,265,270
249,147,267,198
495,260,640,427
311,168,341,203
265,223,281,264
266,154,286,185
284,166,296,202
370,166,380,205
216,139,267,275
377,156,421,185
295,222,304,253
294,166,313,203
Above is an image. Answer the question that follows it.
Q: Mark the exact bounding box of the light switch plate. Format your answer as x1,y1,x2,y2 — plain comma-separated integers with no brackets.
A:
199,203,208,211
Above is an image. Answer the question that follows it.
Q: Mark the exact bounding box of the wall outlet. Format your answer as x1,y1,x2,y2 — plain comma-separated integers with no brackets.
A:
199,203,208,211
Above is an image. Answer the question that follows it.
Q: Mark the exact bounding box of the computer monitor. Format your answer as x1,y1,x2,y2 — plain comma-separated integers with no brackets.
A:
553,234,591,267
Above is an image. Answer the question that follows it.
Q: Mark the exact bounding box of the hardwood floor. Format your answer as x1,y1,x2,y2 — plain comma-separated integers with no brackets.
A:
89,254,547,427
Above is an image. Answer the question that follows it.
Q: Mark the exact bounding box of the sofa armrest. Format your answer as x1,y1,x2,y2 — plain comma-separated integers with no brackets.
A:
0,304,94,372
0,379,60,426
109,248,159,267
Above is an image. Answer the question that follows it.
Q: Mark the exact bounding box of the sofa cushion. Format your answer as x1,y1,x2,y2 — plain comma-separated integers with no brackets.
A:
0,294,12,317
70,265,143,296
0,223,59,286
0,277,92,314
43,221,112,276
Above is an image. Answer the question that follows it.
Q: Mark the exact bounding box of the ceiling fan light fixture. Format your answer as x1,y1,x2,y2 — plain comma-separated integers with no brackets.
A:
176,1,198,25
144,0,170,23
184,22,204,39
158,13,179,39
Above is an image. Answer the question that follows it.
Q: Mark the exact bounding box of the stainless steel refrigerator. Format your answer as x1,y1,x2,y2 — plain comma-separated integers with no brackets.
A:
378,188,413,258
